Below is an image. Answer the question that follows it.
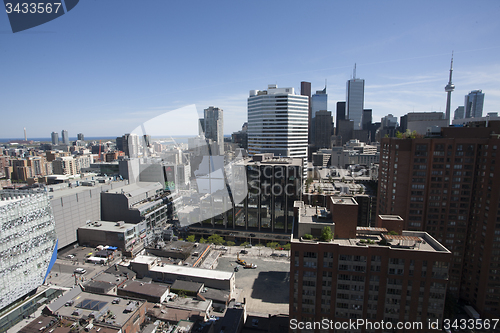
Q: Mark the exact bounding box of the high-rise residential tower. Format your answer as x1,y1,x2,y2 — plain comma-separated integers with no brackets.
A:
444,53,455,124
464,90,485,118
377,122,500,319
248,85,308,178
51,131,59,145
346,64,365,130
61,129,69,145
77,133,84,141
203,106,224,155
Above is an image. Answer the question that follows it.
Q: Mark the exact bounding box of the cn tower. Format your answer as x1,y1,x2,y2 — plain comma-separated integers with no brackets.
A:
444,52,455,124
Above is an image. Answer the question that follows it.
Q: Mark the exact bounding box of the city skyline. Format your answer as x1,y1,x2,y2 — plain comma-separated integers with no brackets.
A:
1,1,500,138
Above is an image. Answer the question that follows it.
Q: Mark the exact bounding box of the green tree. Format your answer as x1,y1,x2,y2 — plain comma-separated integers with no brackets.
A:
388,230,398,235
266,242,278,249
226,241,235,247
186,235,196,242
199,237,207,244
303,234,313,240
208,234,225,245
240,241,250,247
320,226,333,242
283,243,291,251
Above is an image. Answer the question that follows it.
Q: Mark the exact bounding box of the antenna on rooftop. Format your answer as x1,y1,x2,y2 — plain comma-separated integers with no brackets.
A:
353,63,357,79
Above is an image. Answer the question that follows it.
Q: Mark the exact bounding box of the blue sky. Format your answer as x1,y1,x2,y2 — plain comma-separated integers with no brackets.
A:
1,0,499,139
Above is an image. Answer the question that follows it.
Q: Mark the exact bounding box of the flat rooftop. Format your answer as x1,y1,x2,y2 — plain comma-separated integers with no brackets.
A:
331,197,357,205
47,290,144,328
106,182,162,196
131,255,234,281
78,220,137,233
298,205,333,224
293,231,450,253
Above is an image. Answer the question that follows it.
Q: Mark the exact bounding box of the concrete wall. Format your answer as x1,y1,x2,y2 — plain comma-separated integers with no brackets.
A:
50,180,128,249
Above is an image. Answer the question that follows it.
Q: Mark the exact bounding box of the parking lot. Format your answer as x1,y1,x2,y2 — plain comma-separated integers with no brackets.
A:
215,246,291,316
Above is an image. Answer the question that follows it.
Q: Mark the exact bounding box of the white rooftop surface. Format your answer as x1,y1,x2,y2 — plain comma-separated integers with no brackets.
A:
151,264,234,281
133,255,157,265
79,220,137,232
132,255,233,281
106,182,162,196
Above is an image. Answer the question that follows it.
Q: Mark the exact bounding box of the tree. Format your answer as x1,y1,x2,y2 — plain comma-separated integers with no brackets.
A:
388,230,398,235
303,234,313,240
208,234,225,245
226,241,235,247
199,237,207,244
320,226,333,242
240,241,250,247
186,235,196,243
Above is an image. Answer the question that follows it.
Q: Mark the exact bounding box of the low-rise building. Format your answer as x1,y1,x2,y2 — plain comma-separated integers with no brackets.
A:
129,255,235,293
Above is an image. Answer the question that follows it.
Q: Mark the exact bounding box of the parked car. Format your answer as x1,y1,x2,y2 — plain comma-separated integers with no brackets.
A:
240,250,248,254
66,254,75,259
234,266,239,272
271,253,279,257
279,254,287,257
74,268,86,274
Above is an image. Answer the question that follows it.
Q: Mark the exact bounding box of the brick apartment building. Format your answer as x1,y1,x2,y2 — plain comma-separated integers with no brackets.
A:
377,120,500,319
290,198,451,332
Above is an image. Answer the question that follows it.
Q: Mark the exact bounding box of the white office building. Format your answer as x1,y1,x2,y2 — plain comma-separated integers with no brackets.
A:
0,190,57,310
346,75,365,130
247,84,308,177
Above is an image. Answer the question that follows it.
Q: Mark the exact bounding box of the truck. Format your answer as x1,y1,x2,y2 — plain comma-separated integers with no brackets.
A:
464,305,480,320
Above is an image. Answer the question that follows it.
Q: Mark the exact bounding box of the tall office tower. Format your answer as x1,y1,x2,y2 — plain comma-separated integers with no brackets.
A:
314,111,333,149
335,101,346,136
122,133,139,158
0,190,57,310
24,127,27,141
51,132,59,145
77,133,84,141
248,85,309,178
301,82,312,145
453,106,464,120
116,136,124,151
464,90,485,118
377,122,500,319
362,109,372,130
203,106,224,155
444,53,455,124
61,130,69,145
310,87,328,146
290,200,450,329
346,64,365,130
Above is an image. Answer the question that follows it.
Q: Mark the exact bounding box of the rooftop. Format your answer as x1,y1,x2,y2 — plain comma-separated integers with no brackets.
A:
119,281,169,297
106,182,162,197
78,220,137,233
45,289,145,329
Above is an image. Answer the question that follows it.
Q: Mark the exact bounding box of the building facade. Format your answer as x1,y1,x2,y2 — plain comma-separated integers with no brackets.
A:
464,90,485,119
346,76,365,130
203,106,224,155
50,132,58,145
377,122,500,318
248,85,309,178
0,190,57,310
61,130,69,146
290,201,451,333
